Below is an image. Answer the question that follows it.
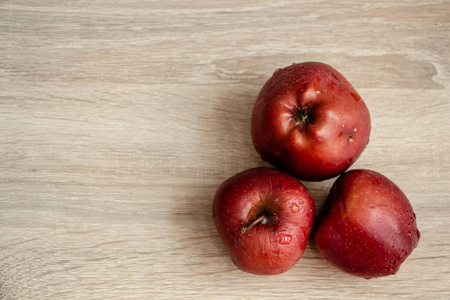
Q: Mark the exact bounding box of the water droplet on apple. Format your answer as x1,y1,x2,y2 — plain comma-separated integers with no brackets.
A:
289,203,300,213
407,232,412,238
277,234,292,245
313,83,322,95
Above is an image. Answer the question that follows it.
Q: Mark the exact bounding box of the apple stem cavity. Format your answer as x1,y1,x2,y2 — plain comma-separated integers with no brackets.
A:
241,214,268,233
294,108,310,126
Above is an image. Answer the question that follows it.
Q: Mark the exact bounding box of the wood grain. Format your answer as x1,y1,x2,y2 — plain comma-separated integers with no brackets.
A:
1,0,449,299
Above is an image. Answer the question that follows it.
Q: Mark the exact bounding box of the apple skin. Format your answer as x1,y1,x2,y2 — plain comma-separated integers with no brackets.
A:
212,167,315,275
251,62,371,181
314,169,420,279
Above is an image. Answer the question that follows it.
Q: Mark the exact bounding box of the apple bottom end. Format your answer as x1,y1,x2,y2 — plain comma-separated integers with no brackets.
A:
263,159,350,182
340,265,401,280
229,252,303,276
317,248,404,279
233,264,294,276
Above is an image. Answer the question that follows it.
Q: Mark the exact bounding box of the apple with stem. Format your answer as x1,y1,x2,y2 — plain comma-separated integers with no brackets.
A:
314,169,420,278
251,62,371,181
212,167,315,275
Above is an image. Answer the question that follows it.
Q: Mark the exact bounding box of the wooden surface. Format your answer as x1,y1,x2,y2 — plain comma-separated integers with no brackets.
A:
1,1,449,299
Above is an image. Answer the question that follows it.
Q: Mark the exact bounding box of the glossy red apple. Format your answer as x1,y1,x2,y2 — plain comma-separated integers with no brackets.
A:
251,62,371,181
314,169,420,278
212,167,315,275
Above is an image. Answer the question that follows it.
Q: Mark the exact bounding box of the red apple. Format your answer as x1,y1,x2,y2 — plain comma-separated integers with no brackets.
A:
314,169,420,279
212,167,315,275
251,62,371,181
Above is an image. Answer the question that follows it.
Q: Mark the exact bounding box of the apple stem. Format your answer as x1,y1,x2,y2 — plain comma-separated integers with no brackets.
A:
241,215,268,233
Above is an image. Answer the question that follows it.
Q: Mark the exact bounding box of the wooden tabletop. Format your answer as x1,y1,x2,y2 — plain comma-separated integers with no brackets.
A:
1,1,449,299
